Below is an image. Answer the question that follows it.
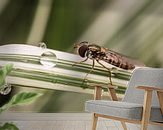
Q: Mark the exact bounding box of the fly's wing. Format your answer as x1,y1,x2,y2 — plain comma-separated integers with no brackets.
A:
102,47,145,68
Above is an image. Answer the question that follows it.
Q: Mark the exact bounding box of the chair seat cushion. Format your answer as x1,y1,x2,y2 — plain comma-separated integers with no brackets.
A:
85,100,163,122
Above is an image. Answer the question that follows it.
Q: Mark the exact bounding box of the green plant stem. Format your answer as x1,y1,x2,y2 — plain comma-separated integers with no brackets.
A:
0,47,133,94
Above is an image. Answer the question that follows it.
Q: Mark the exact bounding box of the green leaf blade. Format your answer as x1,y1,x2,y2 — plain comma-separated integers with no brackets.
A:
11,92,43,106
0,92,42,113
0,63,13,87
0,123,19,130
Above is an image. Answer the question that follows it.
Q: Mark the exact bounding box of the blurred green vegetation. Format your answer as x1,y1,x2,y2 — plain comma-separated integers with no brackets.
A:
0,0,38,43
0,0,163,112
44,0,108,50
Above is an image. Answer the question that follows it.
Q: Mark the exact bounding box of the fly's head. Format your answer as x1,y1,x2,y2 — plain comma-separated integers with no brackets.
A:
74,41,101,59
74,41,89,58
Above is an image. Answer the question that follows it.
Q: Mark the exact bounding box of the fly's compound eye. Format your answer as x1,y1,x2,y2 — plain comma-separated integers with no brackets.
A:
78,45,88,58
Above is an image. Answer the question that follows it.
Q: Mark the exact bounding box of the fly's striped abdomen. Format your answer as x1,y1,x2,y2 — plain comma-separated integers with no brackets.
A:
101,52,135,70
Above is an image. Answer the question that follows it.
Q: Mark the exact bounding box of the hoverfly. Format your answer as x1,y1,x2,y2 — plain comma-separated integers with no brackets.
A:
74,41,145,85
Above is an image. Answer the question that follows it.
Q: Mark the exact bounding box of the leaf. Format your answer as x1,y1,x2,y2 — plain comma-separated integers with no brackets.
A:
11,92,43,105
0,92,42,113
0,64,13,88
0,123,19,130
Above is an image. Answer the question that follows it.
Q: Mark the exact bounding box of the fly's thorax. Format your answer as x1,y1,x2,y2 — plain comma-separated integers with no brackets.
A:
86,50,94,59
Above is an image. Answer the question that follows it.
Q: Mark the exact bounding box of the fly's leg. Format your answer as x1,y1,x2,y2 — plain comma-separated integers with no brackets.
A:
83,59,95,81
81,59,95,87
72,57,88,66
96,60,113,85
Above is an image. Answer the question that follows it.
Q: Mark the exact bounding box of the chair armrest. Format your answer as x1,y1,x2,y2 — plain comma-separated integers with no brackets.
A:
136,86,163,92
108,84,118,101
94,85,118,101
108,85,117,89
137,86,163,124
94,86,102,100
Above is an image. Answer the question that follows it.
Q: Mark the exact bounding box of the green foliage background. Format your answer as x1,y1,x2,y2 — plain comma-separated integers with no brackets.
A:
0,0,163,112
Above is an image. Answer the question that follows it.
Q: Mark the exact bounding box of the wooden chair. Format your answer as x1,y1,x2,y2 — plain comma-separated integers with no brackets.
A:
85,67,163,130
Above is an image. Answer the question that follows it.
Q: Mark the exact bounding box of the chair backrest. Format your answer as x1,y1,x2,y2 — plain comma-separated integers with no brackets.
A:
123,67,163,107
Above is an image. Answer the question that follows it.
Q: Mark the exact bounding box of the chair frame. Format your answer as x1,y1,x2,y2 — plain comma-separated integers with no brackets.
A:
92,85,163,130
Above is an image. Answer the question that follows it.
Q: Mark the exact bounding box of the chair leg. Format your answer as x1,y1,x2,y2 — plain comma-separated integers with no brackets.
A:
141,90,152,130
108,86,127,130
121,121,127,130
157,91,163,114
108,86,118,101
92,113,98,130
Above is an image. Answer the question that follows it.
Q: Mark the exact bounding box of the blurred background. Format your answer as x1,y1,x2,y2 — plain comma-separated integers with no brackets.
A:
0,0,163,112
